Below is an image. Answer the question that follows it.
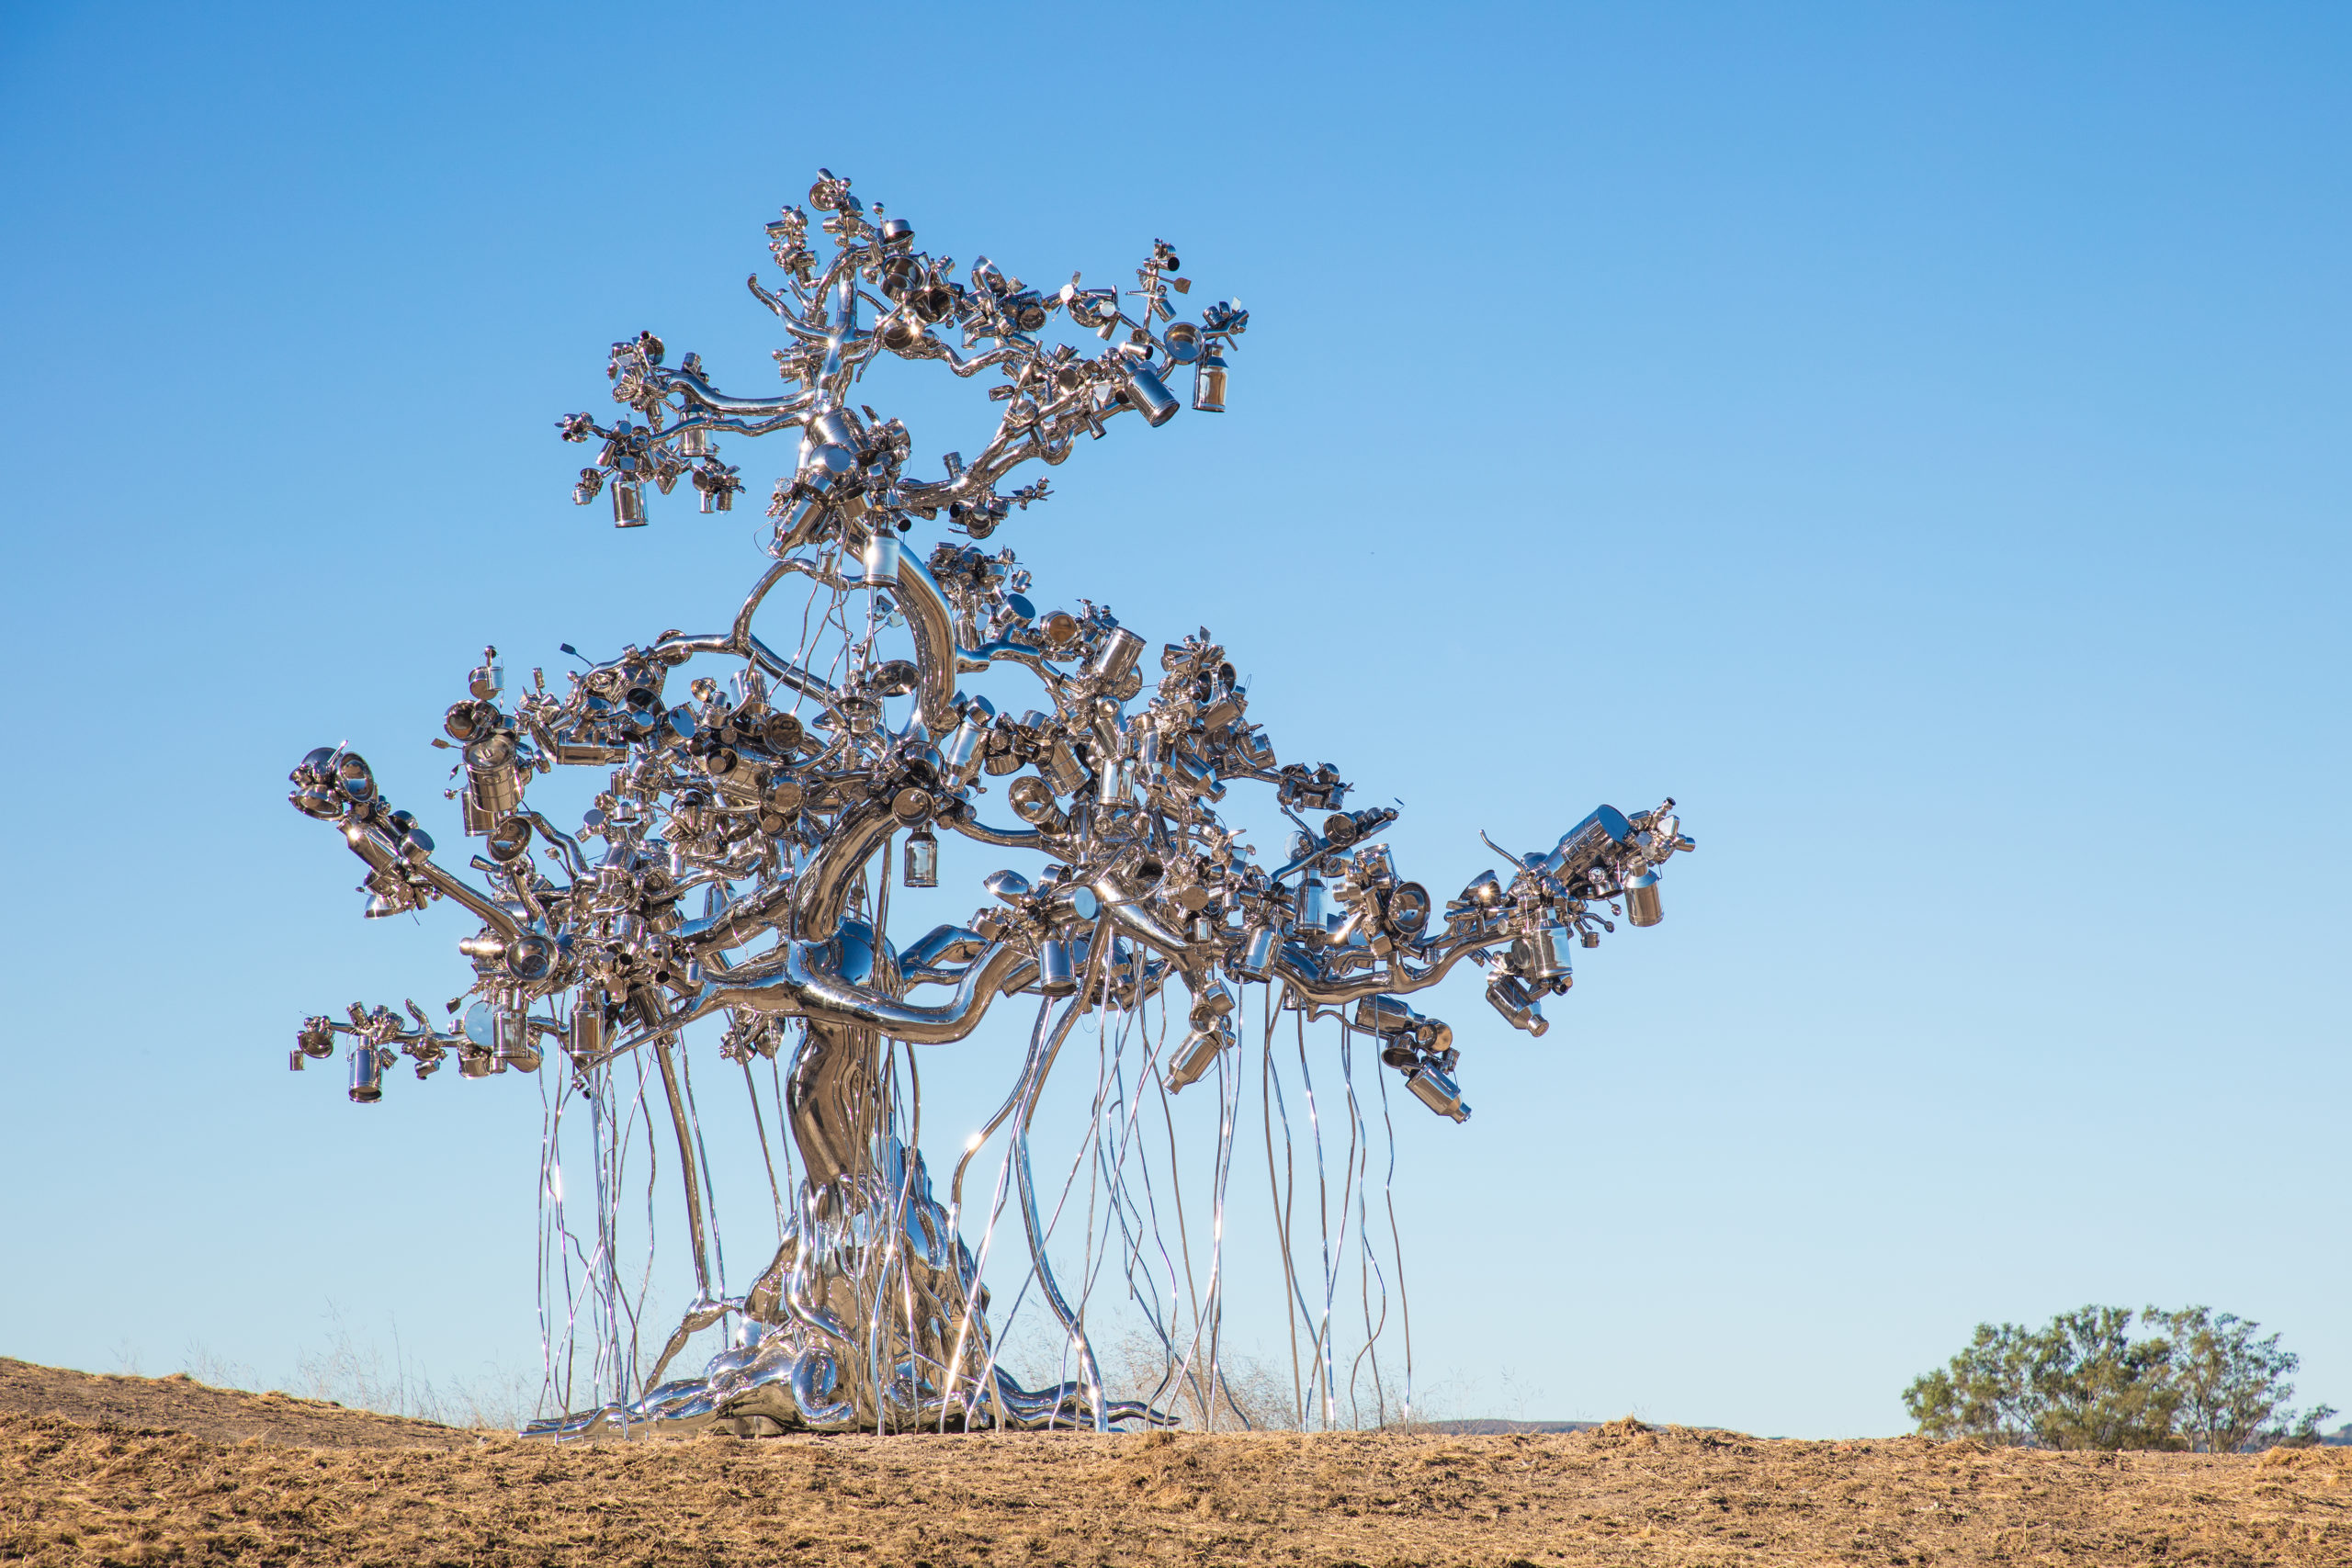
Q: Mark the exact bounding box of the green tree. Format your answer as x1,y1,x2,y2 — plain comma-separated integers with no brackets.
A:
2029,1304,2179,1450
1902,1321,2041,1446
1904,1303,2331,1450
2153,1305,2337,1453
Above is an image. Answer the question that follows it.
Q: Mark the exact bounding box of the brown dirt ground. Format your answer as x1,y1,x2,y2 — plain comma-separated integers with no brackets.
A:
4,1359,2346,1567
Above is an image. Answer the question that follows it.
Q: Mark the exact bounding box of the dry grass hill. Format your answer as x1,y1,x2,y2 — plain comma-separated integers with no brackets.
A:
4,1357,2346,1565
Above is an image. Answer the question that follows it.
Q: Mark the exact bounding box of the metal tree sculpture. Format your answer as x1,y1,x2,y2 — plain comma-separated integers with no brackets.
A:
286,168,1695,1438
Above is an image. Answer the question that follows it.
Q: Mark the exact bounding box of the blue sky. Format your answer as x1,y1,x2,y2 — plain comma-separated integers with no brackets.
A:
1,2,2344,1438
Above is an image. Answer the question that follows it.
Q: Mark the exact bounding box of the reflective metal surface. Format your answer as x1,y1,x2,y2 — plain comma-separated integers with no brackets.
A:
285,171,1695,1438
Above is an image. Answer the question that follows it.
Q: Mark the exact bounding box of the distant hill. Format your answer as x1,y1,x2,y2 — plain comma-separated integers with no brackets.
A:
1422,1418,1604,1436
1425,1417,2352,1446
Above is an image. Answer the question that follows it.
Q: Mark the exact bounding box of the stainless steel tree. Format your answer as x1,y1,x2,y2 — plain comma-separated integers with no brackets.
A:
286,168,1696,1438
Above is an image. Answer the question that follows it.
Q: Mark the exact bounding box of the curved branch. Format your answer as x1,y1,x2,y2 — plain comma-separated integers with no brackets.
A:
661,367,817,419
943,812,1045,851
345,819,528,942
603,935,1032,1061
791,795,897,943
1269,931,1499,1008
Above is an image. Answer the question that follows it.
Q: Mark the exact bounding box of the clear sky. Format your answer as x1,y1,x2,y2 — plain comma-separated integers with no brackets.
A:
1,2,2344,1439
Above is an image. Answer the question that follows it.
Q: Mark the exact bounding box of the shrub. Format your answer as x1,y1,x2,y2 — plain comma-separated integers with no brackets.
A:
1904,1303,2334,1451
